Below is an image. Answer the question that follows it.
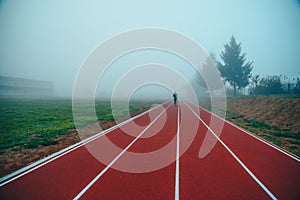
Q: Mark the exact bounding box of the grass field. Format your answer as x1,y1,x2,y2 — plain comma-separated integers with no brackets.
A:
0,98,149,150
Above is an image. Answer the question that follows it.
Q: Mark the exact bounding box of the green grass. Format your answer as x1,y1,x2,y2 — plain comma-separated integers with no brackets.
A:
272,132,300,139
287,139,300,145
247,129,260,135
261,135,282,146
0,98,150,150
226,111,244,121
288,146,297,151
244,119,272,130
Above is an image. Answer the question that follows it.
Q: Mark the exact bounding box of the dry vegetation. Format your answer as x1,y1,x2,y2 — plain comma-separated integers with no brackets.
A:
225,97,300,156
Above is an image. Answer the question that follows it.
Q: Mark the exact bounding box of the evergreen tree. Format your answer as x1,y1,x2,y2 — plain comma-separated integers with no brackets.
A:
217,36,253,96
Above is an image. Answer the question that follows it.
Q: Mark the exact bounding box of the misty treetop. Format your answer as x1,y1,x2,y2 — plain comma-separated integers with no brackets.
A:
217,36,253,96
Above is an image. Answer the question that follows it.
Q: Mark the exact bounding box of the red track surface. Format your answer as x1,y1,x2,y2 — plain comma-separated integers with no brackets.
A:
0,102,299,199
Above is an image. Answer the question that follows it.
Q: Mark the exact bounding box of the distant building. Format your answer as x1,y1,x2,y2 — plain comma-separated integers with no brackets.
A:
0,76,53,97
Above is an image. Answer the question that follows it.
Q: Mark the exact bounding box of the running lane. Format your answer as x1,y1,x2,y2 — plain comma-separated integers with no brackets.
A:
0,102,170,199
187,102,300,200
179,103,270,199
74,103,178,199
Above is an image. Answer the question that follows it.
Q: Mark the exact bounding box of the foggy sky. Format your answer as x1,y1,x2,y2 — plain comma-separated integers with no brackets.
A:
0,0,300,97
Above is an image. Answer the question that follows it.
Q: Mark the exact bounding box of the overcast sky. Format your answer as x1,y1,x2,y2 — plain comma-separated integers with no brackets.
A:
0,0,300,97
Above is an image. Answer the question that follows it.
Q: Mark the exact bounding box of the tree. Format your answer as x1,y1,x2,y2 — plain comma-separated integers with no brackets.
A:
294,78,300,94
251,74,260,88
260,75,284,95
191,52,218,100
250,74,300,96
217,36,253,96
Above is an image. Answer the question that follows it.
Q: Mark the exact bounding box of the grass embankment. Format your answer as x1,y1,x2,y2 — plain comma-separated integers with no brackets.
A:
0,98,148,150
223,97,300,156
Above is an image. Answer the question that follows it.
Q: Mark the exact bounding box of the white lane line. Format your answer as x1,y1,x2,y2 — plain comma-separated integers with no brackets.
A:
197,105,300,162
175,103,180,200
0,102,170,187
186,103,278,200
73,103,172,200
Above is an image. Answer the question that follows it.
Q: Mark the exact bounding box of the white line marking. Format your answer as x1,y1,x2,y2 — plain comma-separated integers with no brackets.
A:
0,102,170,187
175,103,180,200
186,103,278,200
198,105,300,162
73,103,172,200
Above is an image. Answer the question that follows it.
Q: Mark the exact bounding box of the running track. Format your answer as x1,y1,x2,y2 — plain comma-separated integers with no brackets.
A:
0,101,299,199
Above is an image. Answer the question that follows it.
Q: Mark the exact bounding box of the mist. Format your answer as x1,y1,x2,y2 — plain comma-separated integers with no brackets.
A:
1,0,299,99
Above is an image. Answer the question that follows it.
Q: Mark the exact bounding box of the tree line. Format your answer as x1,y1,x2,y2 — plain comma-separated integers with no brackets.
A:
216,36,300,97
249,75,300,96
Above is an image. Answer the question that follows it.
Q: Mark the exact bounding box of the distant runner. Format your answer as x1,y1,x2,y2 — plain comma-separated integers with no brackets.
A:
173,92,177,105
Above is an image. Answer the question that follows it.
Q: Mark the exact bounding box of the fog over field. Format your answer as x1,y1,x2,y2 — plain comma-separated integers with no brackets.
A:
0,0,299,98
